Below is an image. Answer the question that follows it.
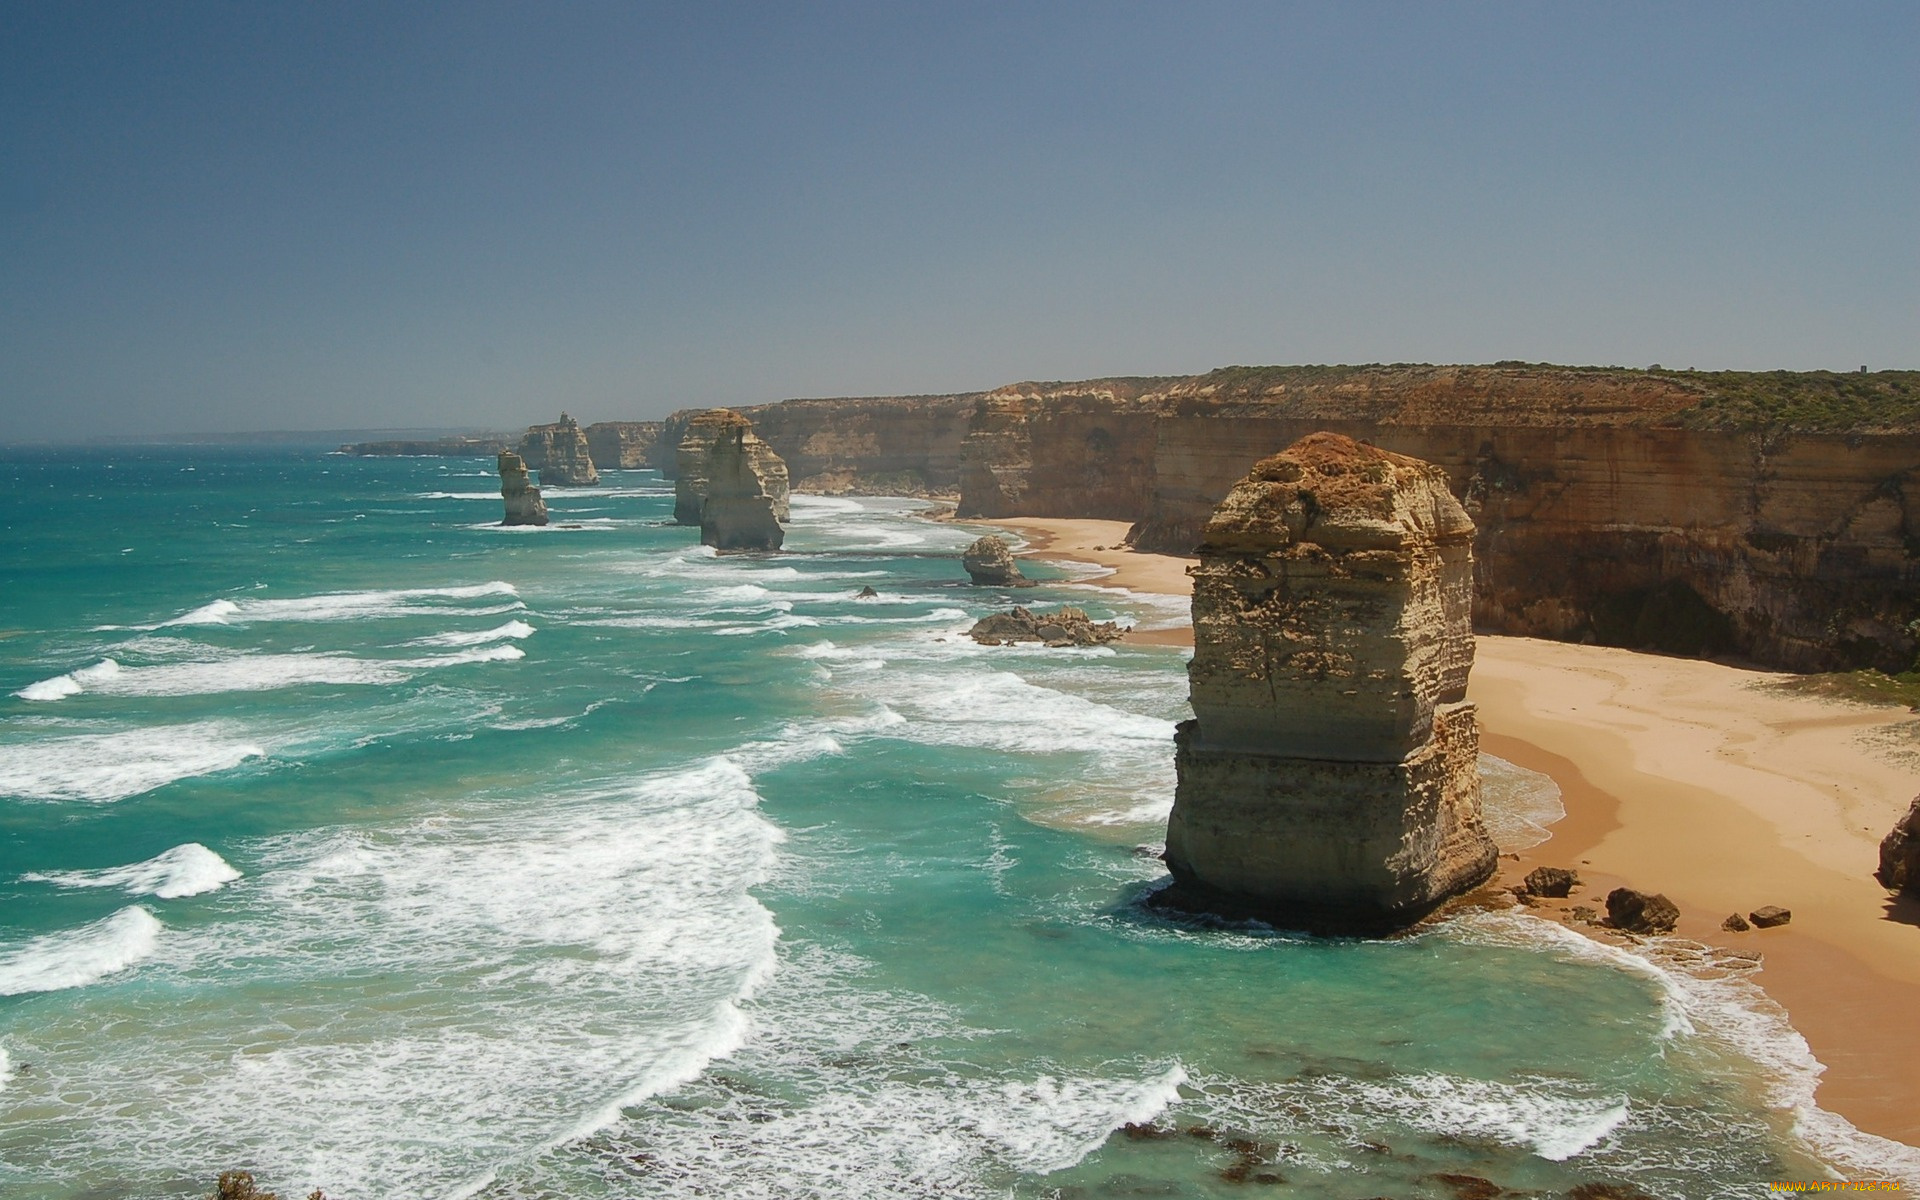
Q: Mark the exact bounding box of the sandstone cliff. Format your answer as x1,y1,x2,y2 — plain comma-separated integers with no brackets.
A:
1163,434,1498,933
675,410,791,531
699,423,789,552
583,421,663,469
496,451,548,526
658,394,979,496
519,414,600,486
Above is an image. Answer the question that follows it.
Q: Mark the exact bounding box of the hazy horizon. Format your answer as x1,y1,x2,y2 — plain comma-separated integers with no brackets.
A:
4,2,1914,442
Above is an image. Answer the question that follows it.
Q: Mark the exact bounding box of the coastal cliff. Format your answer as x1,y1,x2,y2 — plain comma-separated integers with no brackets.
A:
583,421,663,469
519,414,600,486
1163,434,1498,932
658,394,978,496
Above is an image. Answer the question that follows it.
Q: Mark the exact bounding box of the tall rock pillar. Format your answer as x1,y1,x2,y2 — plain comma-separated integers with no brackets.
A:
497,451,549,526
1163,432,1496,933
675,409,791,530
520,413,600,486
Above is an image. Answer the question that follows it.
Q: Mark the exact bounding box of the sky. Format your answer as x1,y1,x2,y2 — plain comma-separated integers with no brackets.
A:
1,2,1914,441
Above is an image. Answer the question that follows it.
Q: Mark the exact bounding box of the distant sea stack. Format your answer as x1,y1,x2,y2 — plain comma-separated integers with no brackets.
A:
497,451,549,526
674,410,791,528
520,413,600,486
1161,432,1498,934
699,421,790,551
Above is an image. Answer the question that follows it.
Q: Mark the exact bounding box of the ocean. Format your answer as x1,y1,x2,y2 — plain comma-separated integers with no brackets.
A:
0,447,1910,1199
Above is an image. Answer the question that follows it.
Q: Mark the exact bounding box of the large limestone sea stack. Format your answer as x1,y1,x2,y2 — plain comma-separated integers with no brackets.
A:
1162,432,1498,933
520,413,600,486
674,409,791,551
497,450,549,526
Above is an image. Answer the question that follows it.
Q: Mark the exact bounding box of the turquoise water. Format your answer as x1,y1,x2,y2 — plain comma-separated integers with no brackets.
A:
0,448,1910,1198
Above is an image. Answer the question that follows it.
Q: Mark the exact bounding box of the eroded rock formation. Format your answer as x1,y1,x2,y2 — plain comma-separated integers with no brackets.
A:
960,535,1033,587
519,413,600,486
497,451,548,526
1877,795,1920,896
583,421,663,469
1161,433,1498,933
700,422,789,552
674,409,791,528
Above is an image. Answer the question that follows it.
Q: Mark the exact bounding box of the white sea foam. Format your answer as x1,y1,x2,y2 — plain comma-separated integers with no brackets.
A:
152,582,520,627
0,907,162,995
14,658,122,701
18,644,522,702
0,724,265,802
1477,754,1566,851
24,843,242,899
407,620,536,648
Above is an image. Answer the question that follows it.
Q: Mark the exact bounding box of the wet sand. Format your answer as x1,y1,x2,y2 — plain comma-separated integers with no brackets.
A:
971,514,1920,1148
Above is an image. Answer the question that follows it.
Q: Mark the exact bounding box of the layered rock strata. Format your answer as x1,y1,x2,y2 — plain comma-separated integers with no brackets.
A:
699,422,789,552
1162,433,1498,933
674,410,791,527
496,451,549,526
960,535,1033,587
519,413,600,486
583,421,663,469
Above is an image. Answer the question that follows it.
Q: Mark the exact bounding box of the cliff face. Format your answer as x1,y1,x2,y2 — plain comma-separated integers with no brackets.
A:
519,414,600,486
675,410,791,528
583,421,663,469
496,451,549,526
954,380,1172,519
1164,434,1498,932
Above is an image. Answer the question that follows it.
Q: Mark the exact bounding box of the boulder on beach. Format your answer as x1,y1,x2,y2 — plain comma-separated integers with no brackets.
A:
1876,794,1920,896
1722,912,1751,932
961,536,1034,587
1521,866,1578,898
1605,887,1679,934
1748,905,1791,928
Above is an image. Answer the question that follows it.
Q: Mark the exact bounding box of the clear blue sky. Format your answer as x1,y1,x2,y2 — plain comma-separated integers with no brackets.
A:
2,2,1914,440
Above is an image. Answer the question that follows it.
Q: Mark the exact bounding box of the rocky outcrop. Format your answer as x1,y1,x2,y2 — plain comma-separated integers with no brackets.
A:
674,410,791,527
961,536,1033,587
699,420,789,552
1520,866,1578,898
1878,795,1920,896
968,606,1126,647
583,421,663,469
519,414,600,486
497,451,548,527
1161,433,1499,933
341,435,511,456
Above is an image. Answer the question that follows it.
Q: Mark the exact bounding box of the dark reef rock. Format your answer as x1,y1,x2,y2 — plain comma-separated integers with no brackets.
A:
1605,887,1679,934
497,451,549,527
961,535,1034,587
1162,433,1498,934
968,606,1126,647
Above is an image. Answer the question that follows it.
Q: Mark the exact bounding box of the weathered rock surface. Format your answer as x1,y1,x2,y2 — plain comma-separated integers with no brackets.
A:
497,451,548,526
683,413,789,551
1162,433,1499,933
1605,887,1679,934
519,413,600,486
968,606,1126,647
1722,912,1751,931
961,535,1034,587
583,421,663,469
1521,866,1579,898
1877,795,1920,896
674,410,790,527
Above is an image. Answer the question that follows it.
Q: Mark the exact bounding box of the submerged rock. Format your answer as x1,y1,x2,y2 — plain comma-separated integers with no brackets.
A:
497,451,549,526
1605,887,1679,934
520,412,600,486
1877,794,1920,896
699,419,789,552
1161,433,1497,934
961,535,1034,587
968,606,1126,647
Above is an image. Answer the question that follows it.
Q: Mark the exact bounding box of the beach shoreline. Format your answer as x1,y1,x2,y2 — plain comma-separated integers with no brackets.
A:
967,514,1920,1153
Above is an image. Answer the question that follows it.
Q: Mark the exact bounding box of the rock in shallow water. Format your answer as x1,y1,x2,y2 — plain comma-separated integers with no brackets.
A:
968,606,1125,647
497,451,548,527
961,535,1034,587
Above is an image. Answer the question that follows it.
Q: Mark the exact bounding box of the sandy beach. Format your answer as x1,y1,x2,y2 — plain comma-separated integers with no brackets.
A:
981,515,1920,1150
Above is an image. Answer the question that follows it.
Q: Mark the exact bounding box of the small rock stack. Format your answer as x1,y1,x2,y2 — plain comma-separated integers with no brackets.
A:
961,535,1034,587
520,413,600,486
1162,433,1498,933
497,451,549,527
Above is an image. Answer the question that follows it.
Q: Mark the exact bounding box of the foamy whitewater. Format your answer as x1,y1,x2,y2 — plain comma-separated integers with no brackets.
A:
0,446,1909,1198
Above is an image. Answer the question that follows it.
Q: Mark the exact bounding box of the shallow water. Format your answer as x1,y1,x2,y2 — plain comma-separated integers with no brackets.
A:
0,447,1910,1198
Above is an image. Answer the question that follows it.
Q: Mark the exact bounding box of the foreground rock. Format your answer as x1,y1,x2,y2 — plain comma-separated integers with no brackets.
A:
694,415,790,551
1605,887,1679,934
968,606,1126,647
1520,866,1579,898
675,409,791,527
497,451,549,526
1160,433,1498,934
961,535,1034,587
520,413,600,486
1877,794,1920,896
1748,905,1792,928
